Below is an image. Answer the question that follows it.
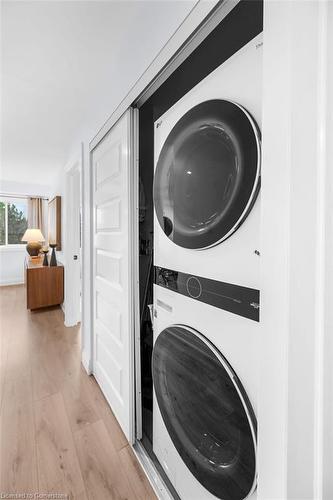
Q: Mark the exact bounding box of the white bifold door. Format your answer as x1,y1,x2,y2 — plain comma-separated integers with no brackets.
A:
92,109,137,442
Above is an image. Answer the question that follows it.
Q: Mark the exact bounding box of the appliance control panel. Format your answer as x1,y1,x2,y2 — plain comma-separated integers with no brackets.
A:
154,266,260,322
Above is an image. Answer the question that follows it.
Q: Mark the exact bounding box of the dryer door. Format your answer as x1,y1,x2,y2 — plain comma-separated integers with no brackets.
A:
153,100,261,249
152,325,257,500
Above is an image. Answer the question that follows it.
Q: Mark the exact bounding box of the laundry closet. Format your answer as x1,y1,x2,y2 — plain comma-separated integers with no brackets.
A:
88,0,332,498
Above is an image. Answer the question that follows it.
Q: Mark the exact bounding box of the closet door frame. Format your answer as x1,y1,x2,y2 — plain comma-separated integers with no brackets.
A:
89,108,139,444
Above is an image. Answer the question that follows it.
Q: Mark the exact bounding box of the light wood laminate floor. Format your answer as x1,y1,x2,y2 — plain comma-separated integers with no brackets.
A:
0,285,156,500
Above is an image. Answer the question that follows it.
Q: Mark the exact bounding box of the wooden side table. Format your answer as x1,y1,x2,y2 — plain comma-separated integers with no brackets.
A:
25,257,64,310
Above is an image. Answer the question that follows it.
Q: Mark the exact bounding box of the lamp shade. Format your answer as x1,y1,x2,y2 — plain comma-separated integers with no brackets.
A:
21,228,45,243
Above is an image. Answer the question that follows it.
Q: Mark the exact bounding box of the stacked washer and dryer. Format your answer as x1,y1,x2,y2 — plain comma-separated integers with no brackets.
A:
151,33,263,500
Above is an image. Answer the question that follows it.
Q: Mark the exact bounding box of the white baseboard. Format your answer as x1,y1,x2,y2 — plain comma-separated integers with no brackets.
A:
64,315,80,328
0,279,24,286
82,349,92,375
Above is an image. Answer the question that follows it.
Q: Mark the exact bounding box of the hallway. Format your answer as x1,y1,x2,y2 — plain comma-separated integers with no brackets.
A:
0,285,156,500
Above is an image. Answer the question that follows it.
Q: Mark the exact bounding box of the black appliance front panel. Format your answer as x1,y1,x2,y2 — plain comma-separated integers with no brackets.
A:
152,325,257,500
154,266,259,322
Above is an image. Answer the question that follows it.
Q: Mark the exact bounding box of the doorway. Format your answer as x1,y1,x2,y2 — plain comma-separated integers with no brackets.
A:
65,151,82,327
136,0,263,495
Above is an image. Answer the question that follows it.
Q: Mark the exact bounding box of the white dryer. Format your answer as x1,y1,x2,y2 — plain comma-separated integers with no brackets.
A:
153,33,262,289
152,33,262,500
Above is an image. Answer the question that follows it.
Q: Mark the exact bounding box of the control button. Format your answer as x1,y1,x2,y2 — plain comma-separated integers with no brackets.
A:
186,276,202,299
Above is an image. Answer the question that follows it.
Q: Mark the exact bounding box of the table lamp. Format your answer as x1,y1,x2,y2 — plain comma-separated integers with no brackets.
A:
21,228,45,258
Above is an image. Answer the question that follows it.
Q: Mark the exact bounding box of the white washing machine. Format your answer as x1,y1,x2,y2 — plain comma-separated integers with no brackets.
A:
152,283,258,500
152,33,262,500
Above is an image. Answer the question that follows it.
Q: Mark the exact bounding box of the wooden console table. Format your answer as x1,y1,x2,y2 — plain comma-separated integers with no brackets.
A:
25,257,64,310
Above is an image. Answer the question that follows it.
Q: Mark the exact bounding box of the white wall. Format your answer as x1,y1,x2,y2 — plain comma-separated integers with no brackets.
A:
322,1,333,496
0,246,26,285
0,180,52,286
258,1,331,498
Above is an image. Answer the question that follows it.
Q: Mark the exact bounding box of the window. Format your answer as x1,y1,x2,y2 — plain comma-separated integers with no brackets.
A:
0,197,28,245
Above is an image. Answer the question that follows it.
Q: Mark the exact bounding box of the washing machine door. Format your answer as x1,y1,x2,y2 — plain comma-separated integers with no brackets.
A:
152,325,257,500
153,100,261,249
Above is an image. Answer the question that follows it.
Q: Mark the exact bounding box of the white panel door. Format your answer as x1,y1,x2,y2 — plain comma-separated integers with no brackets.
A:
92,109,135,442
72,167,81,324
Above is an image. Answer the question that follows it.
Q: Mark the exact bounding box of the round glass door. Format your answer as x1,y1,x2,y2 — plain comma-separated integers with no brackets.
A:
152,325,257,500
153,100,261,249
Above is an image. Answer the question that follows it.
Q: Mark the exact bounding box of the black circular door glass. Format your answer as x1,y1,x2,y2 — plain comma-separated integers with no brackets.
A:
153,100,261,249
152,325,257,500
